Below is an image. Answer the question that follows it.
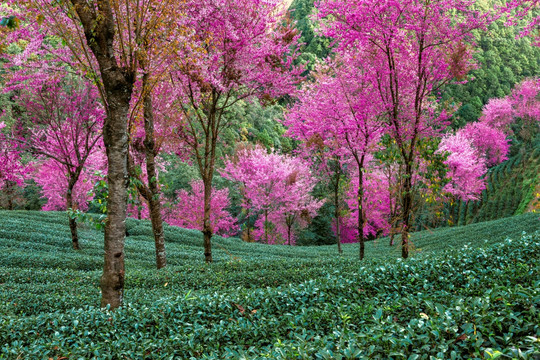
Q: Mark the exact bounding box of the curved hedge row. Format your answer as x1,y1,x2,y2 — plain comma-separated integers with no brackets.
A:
451,148,540,226
1,233,539,359
0,211,539,358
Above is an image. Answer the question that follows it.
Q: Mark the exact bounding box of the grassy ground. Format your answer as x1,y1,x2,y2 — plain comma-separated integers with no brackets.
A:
0,210,539,359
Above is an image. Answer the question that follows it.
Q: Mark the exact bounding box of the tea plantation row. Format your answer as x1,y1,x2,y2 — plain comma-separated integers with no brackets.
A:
0,211,539,359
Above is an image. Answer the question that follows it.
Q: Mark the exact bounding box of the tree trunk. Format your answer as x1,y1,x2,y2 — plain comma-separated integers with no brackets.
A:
246,208,251,241
6,181,14,210
357,168,365,260
287,224,292,245
202,178,213,263
66,184,80,250
401,163,413,259
389,231,395,246
334,183,342,254
264,209,269,244
142,76,166,269
100,90,132,309
69,0,135,310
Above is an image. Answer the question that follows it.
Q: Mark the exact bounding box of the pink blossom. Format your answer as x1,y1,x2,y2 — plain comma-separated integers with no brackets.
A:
438,132,487,201
165,180,237,237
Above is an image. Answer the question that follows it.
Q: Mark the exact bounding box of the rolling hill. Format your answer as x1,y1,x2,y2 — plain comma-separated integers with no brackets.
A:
0,210,539,359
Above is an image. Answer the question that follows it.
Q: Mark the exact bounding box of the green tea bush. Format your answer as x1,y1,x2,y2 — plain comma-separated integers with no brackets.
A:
471,149,539,224
1,234,539,359
0,211,539,359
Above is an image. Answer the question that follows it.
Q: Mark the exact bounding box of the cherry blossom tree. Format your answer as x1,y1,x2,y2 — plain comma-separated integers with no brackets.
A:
510,78,540,122
35,151,106,211
285,54,384,259
222,145,323,245
0,121,31,210
6,0,186,307
276,166,324,245
437,132,487,201
481,78,540,148
171,0,301,262
317,0,488,258
481,98,515,134
6,73,105,249
467,77,539,164
223,146,293,244
460,122,510,166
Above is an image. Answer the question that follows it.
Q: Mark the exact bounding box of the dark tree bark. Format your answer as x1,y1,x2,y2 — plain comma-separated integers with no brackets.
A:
357,167,365,260
400,161,413,259
353,153,366,260
100,90,131,309
202,177,213,263
286,215,294,246
66,167,84,250
287,225,292,245
5,181,15,210
333,174,342,255
388,192,398,247
245,206,252,242
66,182,79,250
264,209,269,244
141,73,166,269
70,0,135,309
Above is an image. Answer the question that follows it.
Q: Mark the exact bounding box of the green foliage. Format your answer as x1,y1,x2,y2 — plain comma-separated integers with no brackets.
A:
296,202,337,246
290,0,332,71
468,148,540,224
0,16,18,30
442,13,540,127
0,179,45,211
0,211,539,358
227,101,292,153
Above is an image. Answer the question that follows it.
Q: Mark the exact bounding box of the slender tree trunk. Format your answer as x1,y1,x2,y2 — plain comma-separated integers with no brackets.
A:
389,211,396,246
357,168,365,260
287,223,292,245
6,181,14,210
66,182,80,250
246,207,251,242
142,75,166,269
202,178,213,263
334,183,342,255
401,162,413,259
264,209,269,244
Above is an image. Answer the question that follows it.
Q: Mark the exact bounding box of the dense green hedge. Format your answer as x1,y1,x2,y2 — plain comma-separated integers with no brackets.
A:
447,149,540,226
0,211,539,358
1,233,539,359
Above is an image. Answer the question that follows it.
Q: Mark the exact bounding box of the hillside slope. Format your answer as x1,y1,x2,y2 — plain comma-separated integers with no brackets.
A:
449,147,540,226
0,211,539,358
